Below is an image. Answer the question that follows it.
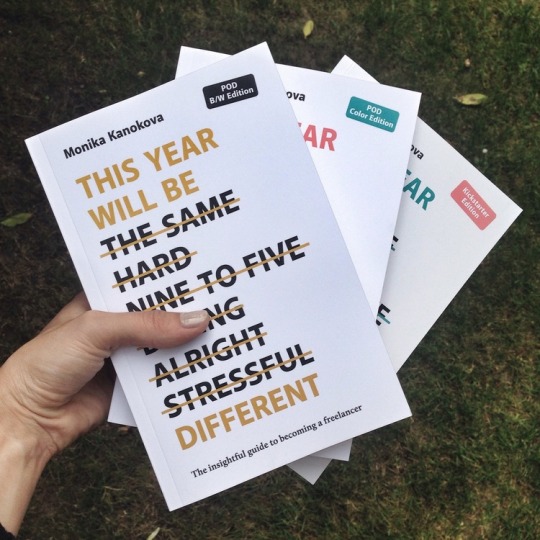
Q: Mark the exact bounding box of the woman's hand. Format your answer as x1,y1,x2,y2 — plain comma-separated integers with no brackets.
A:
0,293,209,534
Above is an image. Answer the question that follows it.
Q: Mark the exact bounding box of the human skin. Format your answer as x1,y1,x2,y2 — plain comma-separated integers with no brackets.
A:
0,293,209,534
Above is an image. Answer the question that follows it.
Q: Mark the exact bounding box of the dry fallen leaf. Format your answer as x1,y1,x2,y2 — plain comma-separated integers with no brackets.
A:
454,93,488,106
146,528,160,540
303,20,314,39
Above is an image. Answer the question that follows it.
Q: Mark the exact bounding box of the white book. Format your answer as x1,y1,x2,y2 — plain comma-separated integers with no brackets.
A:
26,44,411,510
107,45,421,471
332,56,522,371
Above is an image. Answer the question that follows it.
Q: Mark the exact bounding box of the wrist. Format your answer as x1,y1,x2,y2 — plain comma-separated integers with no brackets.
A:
0,424,50,535
0,415,52,470
0,361,59,464
0,367,54,536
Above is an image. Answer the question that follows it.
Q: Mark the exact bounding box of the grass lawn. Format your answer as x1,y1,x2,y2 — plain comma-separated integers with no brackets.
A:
0,1,538,538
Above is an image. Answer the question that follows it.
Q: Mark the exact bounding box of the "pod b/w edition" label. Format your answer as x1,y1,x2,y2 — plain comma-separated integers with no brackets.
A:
203,74,258,109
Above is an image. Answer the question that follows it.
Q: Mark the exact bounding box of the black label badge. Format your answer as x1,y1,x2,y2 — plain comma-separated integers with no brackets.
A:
203,74,258,109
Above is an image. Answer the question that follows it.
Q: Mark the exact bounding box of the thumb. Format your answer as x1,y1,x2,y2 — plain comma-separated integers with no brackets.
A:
69,308,210,355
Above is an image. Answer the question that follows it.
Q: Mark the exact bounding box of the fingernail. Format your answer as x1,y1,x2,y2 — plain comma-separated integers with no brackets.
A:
180,310,209,328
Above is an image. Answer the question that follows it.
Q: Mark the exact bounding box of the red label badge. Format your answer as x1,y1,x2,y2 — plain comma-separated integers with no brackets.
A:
451,180,496,230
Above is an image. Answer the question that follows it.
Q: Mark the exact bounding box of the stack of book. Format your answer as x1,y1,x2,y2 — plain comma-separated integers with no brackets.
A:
26,43,521,510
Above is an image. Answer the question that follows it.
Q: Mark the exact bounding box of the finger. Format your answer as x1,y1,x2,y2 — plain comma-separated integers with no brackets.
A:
68,308,210,355
40,292,91,334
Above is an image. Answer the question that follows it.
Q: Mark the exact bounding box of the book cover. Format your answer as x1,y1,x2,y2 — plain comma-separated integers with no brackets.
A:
26,44,410,510
109,44,421,476
108,46,420,469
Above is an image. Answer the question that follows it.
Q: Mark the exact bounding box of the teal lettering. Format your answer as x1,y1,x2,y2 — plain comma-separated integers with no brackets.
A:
416,187,435,210
403,170,435,211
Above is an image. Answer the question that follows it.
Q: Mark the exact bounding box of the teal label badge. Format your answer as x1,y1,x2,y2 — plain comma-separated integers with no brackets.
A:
346,97,399,132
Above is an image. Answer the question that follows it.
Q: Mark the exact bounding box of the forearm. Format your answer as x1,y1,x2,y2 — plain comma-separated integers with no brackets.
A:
0,409,50,535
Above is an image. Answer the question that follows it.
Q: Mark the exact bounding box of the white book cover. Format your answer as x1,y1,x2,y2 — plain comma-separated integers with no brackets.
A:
332,56,522,371
26,44,411,510
107,45,421,471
